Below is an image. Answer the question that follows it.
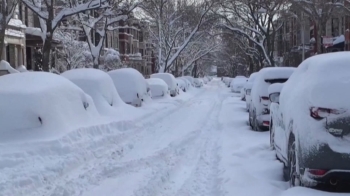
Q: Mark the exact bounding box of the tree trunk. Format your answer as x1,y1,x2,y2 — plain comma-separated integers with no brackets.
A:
0,27,6,60
93,55,100,69
42,36,52,72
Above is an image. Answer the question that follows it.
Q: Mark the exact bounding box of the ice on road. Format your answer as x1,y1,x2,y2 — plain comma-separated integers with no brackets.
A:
1,79,347,196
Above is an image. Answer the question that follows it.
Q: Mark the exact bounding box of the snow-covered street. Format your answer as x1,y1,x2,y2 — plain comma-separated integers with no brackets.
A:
1,79,348,196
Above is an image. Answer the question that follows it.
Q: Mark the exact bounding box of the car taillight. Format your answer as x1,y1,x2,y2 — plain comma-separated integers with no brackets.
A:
263,121,270,126
308,169,328,176
310,107,346,120
260,96,269,102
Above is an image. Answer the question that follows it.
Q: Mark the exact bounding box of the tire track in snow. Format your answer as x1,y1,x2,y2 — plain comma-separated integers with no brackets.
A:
131,81,227,196
37,88,215,196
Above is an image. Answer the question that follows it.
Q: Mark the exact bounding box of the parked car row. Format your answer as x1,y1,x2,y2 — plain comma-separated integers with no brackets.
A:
0,62,210,134
229,52,350,191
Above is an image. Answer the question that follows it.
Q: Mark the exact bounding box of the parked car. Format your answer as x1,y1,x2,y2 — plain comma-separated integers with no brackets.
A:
0,72,98,137
146,78,169,98
176,78,188,92
151,73,178,97
249,67,295,131
179,77,191,89
230,77,247,93
270,52,350,188
223,77,232,87
62,68,125,116
194,78,203,87
108,68,148,107
245,72,259,112
183,76,195,86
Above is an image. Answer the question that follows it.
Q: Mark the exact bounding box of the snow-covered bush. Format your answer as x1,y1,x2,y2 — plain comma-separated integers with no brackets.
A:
100,48,121,71
62,68,125,116
151,73,178,97
108,68,148,107
0,72,98,140
146,78,169,98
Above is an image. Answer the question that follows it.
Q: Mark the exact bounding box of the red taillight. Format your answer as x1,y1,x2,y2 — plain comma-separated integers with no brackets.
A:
260,96,269,102
308,169,328,176
310,107,346,119
263,121,270,126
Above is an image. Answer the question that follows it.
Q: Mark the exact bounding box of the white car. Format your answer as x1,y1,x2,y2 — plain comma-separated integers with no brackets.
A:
245,72,259,112
270,52,350,188
146,78,169,98
151,73,178,97
108,68,148,107
249,67,295,131
230,77,247,93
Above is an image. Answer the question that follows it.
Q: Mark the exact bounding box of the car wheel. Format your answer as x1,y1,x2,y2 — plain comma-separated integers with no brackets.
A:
288,140,302,187
270,119,275,150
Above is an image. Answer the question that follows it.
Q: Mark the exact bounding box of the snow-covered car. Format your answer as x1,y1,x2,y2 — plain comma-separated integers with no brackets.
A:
193,78,203,87
202,77,208,84
151,73,178,97
176,78,188,92
224,77,233,87
146,78,169,98
108,68,148,107
230,77,247,93
179,77,191,89
62,68,125,116
183,76,195,86
0,72,98,140
270,52,350,188
249,67,295,131
245,72,259,112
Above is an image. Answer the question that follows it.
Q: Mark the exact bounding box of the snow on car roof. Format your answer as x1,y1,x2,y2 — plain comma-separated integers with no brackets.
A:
259,67,296,80
151,73,177,89
146,78,168,87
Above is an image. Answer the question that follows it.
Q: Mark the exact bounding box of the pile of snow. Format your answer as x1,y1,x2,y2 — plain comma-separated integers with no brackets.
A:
0,72,99,142
151,73,178,96
108,68,147,107
0,60,19,74
280,52,350,154
146,78,169,98
251,67,295,115
62,68,125,116
16,65,29,72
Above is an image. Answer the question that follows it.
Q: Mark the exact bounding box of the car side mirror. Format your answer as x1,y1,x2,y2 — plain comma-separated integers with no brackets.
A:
269,92,280,103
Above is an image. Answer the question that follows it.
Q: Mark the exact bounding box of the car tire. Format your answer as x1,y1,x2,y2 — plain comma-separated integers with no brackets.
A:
288,139,302,187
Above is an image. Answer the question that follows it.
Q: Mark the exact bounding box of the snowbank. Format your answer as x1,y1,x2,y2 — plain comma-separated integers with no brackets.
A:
151,73,177,96
108,68,147,107
0,72,99,142
17,65,28,72
146,78,169,98
62,68,126,116
0,60,19,74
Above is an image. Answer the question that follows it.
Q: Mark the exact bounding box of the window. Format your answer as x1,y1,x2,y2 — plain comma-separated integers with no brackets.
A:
18,3,23,21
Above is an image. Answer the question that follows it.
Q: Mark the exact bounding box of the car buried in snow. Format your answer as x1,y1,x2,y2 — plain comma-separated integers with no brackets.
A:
270,52,350,190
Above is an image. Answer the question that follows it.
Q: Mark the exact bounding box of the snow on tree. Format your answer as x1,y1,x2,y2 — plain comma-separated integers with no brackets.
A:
75,0,139,68
288,0,350,54
54,29,91,72
142,0,219,73
20,0,107,71
218,0,287,68
100,48,121,71
0,0,19,58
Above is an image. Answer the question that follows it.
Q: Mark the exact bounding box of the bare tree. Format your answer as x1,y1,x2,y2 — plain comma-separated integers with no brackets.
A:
75,0,138,68
0,0,18,59
21,0,106,71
